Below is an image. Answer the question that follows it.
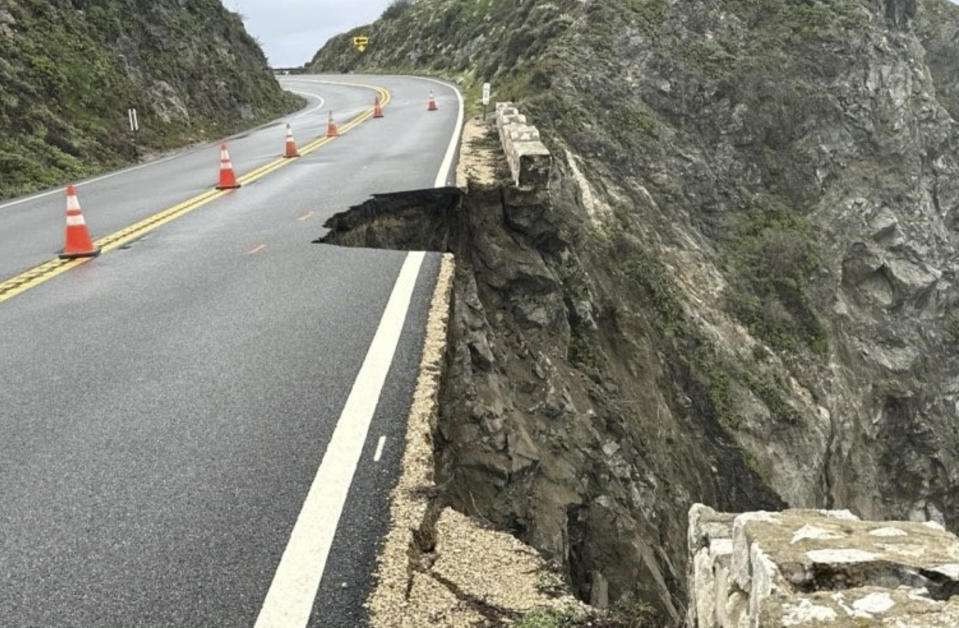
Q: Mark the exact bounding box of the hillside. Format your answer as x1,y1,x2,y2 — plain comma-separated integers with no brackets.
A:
311,0,959,624
0,0,300,199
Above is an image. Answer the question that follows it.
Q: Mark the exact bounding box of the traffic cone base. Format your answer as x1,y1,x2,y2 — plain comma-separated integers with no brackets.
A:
60,248,101,260
284,122,300,158
59,185,100,259
217,142,241,189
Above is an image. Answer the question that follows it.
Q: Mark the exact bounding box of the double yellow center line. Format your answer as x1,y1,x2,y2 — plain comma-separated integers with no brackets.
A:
0,82,390,306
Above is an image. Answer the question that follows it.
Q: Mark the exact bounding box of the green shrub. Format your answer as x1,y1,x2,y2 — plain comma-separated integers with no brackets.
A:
723,199,828,354
514,608,581,628
381,0,414,20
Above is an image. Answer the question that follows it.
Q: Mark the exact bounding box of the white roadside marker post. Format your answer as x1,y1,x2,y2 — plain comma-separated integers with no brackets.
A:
127,107,140,161
482,82,491,121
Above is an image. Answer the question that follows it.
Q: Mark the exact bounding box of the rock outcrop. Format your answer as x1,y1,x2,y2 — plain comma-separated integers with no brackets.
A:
687,504,959,627
0,0,299,199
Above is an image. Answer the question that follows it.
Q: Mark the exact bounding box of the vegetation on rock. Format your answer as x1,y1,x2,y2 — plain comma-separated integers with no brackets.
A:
312,0,959,623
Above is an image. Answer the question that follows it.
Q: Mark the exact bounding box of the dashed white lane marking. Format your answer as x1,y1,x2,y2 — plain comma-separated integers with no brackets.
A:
247,244,267,255
373,436,387,463
254,251,426,628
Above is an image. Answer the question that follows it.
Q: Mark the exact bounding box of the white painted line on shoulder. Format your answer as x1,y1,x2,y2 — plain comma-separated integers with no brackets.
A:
373,436,387,463
0,152,182,211
286,90,326,119
254,251,426,628
415,77,464,188
0,87,325,213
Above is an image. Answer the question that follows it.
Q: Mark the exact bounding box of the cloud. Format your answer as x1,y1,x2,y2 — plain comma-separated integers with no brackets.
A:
227,0,393,67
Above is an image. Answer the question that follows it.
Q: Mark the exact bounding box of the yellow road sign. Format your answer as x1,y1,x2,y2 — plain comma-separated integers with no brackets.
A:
353,36,369,52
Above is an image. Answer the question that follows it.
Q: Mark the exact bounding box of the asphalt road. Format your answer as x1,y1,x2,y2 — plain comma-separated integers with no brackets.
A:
0,75,461,626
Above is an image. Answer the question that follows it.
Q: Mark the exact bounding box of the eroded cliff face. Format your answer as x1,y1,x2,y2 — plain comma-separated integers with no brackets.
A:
0,0,300,198
314,0,959,624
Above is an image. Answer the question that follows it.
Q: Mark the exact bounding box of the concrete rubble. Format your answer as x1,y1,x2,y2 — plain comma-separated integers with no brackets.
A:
687,504,959,627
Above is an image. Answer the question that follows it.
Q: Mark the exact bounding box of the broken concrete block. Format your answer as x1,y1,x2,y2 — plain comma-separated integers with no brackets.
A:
686,504,959,627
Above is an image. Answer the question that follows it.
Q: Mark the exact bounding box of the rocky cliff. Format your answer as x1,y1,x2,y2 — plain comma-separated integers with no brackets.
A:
0,0,300,199
313,0,959,624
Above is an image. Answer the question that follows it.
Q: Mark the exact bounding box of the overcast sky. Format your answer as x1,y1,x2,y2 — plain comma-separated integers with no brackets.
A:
227,0,394,67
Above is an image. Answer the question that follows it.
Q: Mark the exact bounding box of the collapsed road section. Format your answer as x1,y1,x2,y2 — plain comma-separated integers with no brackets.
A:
316,114,631,624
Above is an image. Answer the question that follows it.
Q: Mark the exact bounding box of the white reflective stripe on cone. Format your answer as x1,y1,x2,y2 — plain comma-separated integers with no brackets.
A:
66,214,86,226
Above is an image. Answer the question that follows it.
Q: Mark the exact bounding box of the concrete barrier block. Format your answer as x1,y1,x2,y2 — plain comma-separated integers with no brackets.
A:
492,104,552,190
687,504,959,627
508,125,541,142
497,114,527,132
513,141,552,188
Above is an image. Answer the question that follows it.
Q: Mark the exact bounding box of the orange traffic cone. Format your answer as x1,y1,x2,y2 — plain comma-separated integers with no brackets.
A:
283,122,299,158
59,185,100,259
427,91,438,112
216,143,241,190
373,96,384,119
326,111,339,137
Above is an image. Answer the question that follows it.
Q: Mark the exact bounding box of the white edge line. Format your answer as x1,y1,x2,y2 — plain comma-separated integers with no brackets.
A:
287,90,326,120
0,153,181,211
254,251,426,628
415,77,464,188
373,436,387,463
0,86,329,212
282,78,377,122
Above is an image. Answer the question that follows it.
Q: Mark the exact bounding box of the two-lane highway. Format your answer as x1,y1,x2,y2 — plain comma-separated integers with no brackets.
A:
0,75,462,626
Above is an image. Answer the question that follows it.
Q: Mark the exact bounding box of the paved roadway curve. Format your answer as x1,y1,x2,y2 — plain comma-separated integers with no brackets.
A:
0,75,462,627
